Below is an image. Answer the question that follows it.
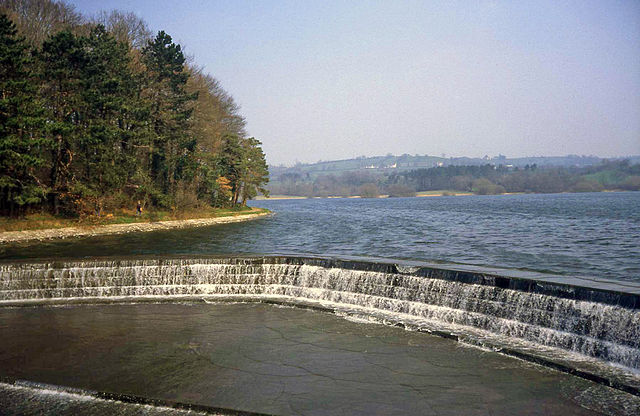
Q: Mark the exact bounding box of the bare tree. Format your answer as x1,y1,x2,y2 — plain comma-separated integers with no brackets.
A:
92,10,151,49
187,65,247,154
0,0,83,45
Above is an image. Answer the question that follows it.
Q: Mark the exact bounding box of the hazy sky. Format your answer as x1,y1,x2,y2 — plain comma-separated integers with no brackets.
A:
69,0,640,165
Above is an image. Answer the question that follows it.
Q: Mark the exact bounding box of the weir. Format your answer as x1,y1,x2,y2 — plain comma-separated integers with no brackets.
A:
1,255,639,395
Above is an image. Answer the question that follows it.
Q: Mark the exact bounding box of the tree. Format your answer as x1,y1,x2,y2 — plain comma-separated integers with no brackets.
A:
0,13,47,215
142,30,197,204
358,183,380,198
471,178,505,195
386,184,415,197
92,10,150,49
72,25,137,215
240,137,269,204
620,176,640,191
571,179,603,193
218,133,246,205
0,7,269,218
38,29,85,214
186,68,246,153
0,0,84,46
215,135,269,205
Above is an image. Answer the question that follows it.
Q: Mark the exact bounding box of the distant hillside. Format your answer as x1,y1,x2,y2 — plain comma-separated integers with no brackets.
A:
270,154,640,180
267,155,640,198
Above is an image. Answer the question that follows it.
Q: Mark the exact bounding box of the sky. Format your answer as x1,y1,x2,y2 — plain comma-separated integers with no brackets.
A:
68,0,640,165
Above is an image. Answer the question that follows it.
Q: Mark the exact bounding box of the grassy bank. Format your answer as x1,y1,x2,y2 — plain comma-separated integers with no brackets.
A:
0,206,268,233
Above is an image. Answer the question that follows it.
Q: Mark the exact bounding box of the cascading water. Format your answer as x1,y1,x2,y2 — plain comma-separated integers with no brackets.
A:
1,256,639,395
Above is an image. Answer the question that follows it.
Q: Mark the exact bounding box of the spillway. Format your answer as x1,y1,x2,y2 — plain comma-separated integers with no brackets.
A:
1,255,639,397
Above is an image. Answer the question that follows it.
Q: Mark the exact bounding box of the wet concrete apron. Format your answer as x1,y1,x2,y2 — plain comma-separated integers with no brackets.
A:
1,302,637,415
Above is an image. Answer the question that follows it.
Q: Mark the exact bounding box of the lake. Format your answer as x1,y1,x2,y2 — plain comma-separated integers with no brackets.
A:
3,192,639,284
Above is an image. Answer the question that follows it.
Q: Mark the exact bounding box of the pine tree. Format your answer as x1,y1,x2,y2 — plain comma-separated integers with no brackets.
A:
38,29,85,214
73,25,136,215
218,133,246,205
0,10,269,218
240,137,269,204
0,13,46,216
142,31,197,206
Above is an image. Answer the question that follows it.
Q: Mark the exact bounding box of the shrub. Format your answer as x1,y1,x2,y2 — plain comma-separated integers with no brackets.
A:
358,183,380,198
386,184,416,197
471,178,505,195
571,180,604,193
620,176,640,191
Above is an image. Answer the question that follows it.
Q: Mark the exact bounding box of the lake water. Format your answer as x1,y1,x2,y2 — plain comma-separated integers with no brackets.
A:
3,192,639,284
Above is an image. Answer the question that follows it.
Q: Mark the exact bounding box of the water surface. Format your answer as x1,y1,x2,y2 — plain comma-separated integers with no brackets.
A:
2,192,638,283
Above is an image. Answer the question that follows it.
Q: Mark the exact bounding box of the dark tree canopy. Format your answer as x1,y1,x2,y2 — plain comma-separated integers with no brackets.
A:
0,7,268,218
0,14,46,215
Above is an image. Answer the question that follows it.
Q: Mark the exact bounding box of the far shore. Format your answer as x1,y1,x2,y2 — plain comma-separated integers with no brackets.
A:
0,208,271,245
256,191,478,200
255,190,634,200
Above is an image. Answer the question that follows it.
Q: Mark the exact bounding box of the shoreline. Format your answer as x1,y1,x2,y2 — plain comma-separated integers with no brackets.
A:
255,192,472,200
257,192,487,200
0,210,271,245
256,190,635,200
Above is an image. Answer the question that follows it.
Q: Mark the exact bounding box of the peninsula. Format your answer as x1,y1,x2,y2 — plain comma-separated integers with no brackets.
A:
0,208,270,244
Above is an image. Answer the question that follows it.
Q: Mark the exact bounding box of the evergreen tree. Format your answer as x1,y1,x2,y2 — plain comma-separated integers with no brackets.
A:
217,135,269,205
0,13,46,216
73,25,136,214
142,30,197,206
38,29,85,214
218,133,246,205
240,137,269,204
0,10,269,218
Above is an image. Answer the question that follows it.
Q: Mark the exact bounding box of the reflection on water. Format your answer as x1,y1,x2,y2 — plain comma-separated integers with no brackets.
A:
2,192,639,283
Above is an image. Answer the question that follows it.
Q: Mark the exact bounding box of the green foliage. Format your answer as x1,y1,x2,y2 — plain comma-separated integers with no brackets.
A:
471,178,505,195
0,11,268,218
241,137,269,203
142,30,198,201
37,29,85,214
217,134,269,205
269,160,640,197
75,25,137,213
583,170,626,187
0,13,47,215
390,160,638,195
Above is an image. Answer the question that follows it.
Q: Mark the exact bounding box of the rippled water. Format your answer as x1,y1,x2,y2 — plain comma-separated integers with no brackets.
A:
2,192,639,283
